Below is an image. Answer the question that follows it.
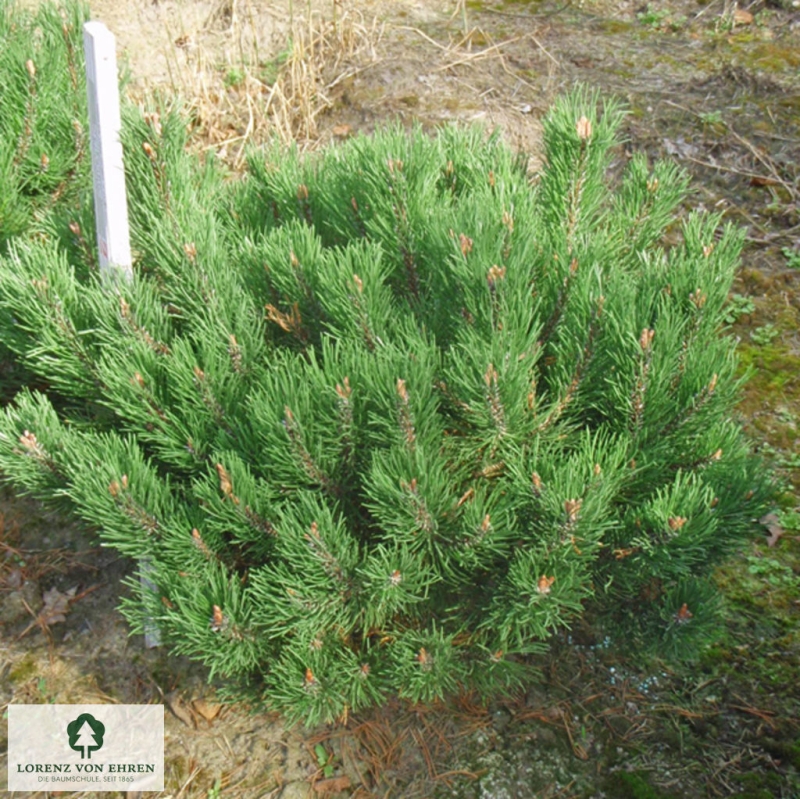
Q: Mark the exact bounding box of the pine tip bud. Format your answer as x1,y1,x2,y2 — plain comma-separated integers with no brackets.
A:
536,575,555,595
576,115,592,140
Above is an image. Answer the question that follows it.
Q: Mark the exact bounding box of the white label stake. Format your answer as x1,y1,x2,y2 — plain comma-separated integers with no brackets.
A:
83,21,132,282
84,21,159,647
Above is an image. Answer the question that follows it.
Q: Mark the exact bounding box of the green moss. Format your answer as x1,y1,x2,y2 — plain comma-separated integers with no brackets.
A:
737,342,800,397
747,43,800,71
733,770,786,796
9,654,38,683
604,770,677,798
699,643,732,670
595,18,635,33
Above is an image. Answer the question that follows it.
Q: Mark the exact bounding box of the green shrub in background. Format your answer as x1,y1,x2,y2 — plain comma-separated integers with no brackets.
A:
0,79,775,724
0,1,93,250
0,0,97,397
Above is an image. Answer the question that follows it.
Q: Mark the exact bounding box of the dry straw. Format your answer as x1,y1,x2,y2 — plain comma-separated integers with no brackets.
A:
140,0,383,164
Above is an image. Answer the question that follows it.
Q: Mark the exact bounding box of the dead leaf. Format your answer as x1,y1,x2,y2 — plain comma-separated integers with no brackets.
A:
332,124,351,138
733,8,754,25
39,586,77,626
165,690,197,728
313,776,351,793
192,698,222,722
760,513,784,547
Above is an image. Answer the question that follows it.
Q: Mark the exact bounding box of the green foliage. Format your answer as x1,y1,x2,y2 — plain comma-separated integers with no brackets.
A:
0,81,776,724
223,67,245,89
750,324,779,346
746,555,796,589
314,743,336,777
636,5,686,31
0,0,92,251
722,293,755,325
605,770,676,798
782,247,800,269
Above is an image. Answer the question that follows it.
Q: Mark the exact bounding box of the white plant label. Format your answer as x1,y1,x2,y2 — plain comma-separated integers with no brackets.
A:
83,21,132,282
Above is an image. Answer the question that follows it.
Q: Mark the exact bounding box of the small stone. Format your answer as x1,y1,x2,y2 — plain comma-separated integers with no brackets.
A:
0,581,41,624
490,703,512,732
525,684,549,708
280,781,310,799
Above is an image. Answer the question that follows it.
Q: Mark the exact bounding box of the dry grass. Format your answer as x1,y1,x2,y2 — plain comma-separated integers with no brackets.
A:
134,0,383,164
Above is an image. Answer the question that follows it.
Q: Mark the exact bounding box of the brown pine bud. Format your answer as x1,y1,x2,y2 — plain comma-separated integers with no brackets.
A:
304,667,317,688
536,575,555,595
335,376,352,400
564,498,582,521
569,257,578,275
210,604,225,631
216,463,236,503
396,378,408,402
456,488,474,508
487,264,506,286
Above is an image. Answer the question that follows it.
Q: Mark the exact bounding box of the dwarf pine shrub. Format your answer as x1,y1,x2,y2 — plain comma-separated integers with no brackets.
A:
0,83,774,724
0,0,97,397
0,1,93,251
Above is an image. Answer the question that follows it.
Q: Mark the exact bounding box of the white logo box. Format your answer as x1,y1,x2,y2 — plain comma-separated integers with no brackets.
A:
8,704,164,792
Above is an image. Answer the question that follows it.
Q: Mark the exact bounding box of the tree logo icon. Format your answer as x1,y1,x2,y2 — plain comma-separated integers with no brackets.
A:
67,713,105,759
